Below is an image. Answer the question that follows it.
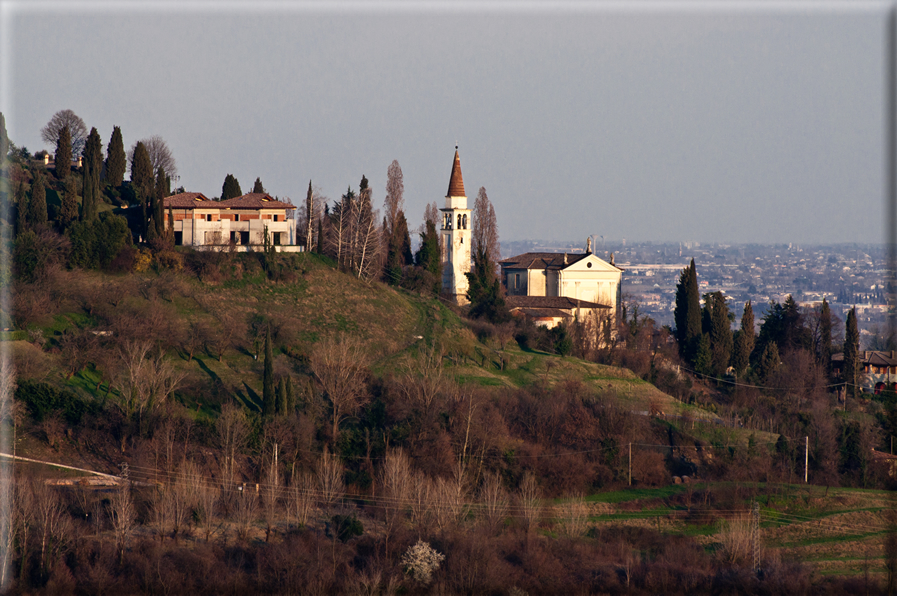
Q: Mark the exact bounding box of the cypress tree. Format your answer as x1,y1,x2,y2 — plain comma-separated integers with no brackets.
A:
28,169,47,227
263,327,275,415
154,166,166,238
131,142,153,238
54,125,72,180
14,180,26,236
844,307,860,399
694,333,712,377
732,301,755,376
252,177,265,193
684,260,701,364
709,292,733,376
674,259,702,363
285,376,295,412
674,264,690,354
385,210,412,285
818,298,833,376
277,378,288,415
80,127,102,222
757,342,781,385
105,126,126,188
416,219,441,278
221,174,242,200
58,176,79,229
316,216,325,254
0,112,8,166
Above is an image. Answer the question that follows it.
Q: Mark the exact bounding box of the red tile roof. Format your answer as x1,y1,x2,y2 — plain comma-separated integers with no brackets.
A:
506,295,611,310
218,193,295,210
500,252,588,270
163,192,213,208
446,148,466,197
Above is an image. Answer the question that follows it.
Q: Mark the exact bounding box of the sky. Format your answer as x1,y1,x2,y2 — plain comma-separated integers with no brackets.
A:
0,1,891,245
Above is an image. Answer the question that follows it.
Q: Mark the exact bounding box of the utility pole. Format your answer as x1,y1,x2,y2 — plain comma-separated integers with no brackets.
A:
805,436,809,483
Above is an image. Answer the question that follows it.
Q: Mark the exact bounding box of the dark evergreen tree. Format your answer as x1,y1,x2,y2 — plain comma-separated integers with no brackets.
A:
415,219,441,278
54,126,72,180
708,291,733,376
466,246,509,323
731,300,755,376
694,333,712,377
756,341,781,385
153,166,166,238
252,177,265,193
263,327,275,416
80,127,102,222
782,295,811,352
817,298,834,376
14,180,26,236
221,174,242,201
673,259,702,364
844,307,860,399
384,209,412,285
28,169,47,227
105,125,126,188
0,112,8,165
58,176,78,229
130,141,153,238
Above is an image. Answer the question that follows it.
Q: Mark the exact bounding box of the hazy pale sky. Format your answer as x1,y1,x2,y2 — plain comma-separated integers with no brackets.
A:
0,1,890,244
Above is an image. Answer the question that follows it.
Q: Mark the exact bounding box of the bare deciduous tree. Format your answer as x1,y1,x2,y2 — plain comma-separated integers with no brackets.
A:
517,472,541,534
478,472,508,532
128,135,177,179
32,482,72,576
379,448,412,553
116,340,185,423
40,109,87,156
217,403,250,485
398,342,445,414
384,160,404,234
233,488,258,542
408,471,433,536
558,495,589,538
108,487,135,563
472,187,500,267
309,335,369,442
316,447,345,513
289,469,315,528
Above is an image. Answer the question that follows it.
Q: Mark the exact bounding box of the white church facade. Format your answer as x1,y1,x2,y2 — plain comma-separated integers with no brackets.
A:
499,248,623,329
438,147,623,329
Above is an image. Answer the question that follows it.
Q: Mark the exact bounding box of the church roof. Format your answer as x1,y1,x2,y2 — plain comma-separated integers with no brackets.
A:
499,252,588,270
446,148,466,197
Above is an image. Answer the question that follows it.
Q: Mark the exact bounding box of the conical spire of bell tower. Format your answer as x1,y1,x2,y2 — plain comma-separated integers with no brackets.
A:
446,146,466,198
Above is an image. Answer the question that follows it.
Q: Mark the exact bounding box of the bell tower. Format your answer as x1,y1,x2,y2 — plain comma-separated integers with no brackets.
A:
440,147,471,304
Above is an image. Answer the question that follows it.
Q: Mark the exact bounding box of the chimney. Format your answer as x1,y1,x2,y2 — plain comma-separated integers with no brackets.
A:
77,156,82,168
563,253,567,265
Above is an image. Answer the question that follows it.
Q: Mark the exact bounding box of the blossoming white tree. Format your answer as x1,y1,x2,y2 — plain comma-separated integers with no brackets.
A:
401,540,445,584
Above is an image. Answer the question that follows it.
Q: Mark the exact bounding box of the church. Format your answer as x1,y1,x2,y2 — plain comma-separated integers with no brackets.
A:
438,147,623,329
499,248,623,329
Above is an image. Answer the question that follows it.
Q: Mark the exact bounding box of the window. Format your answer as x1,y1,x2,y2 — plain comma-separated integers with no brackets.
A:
514,273,520,289
235,214,240,222
206,214,212,222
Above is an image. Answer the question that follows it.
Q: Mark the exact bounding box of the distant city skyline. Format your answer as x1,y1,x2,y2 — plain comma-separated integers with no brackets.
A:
0,1,890,244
